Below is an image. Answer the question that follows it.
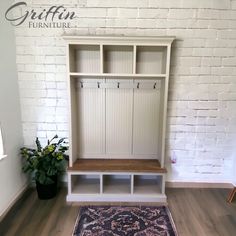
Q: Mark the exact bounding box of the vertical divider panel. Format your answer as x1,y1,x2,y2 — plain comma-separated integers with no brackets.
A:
70,78,78,165
106,88,133,155
131,87,134,155
102,44,106,155
133,89,160,157
68,173,72,195
160,45,171,167
161,174,165,194
67,43,75,167
100,174,103,194
77,85,105,157
100,44,103,74
131,46,136,155
158,80,165,165
131,174,134,194
69,45,75,73
100,44,105,155
133,45,137,74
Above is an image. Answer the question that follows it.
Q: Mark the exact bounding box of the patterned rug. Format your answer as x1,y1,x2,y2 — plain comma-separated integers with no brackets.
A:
73,206,178,236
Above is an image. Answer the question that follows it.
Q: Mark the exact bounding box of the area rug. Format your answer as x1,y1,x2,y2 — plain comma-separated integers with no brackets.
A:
73,206,178,236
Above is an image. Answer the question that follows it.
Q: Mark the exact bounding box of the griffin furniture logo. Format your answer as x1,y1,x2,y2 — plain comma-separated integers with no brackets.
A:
5,1,77,28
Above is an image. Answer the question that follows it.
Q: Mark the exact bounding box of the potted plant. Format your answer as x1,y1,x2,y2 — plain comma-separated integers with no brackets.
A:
20,135,68,199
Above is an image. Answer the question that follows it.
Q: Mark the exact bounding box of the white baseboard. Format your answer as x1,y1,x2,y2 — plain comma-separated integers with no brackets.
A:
166,181,234,189
0,183,29,222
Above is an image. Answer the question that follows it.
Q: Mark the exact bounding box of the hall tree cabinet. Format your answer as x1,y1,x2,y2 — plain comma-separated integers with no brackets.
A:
64,36,174,202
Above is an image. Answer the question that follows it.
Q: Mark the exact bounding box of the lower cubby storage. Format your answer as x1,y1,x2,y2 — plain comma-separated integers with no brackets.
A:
70,174,100,194
67,173,166,202
133,175,163,195
102,174,131,194
67,159,167,202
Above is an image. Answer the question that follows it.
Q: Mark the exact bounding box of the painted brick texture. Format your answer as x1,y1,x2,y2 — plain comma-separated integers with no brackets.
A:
13,0,236,183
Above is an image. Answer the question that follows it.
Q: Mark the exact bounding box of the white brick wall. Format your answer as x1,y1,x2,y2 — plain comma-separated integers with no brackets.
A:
14,0,236,183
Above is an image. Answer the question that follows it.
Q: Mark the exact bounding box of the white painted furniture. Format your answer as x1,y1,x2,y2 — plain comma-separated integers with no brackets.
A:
64,36,175,202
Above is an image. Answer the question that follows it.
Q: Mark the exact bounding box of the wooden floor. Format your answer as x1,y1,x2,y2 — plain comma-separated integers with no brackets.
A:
0,188,236,236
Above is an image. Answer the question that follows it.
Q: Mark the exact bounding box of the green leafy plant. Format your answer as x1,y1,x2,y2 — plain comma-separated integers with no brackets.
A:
20,135,68,185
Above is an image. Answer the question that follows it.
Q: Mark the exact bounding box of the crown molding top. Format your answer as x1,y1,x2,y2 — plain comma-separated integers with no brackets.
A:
63,35,175,45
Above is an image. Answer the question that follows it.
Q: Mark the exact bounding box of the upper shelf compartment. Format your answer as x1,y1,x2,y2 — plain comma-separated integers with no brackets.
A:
136,46,167,75
67,39,171,77
69,45,100,73
103,45,133,74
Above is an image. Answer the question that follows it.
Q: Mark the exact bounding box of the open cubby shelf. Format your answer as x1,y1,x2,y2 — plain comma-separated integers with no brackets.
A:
65,36,174,202
103,175,131,194
103,45,133,74
133,175,162,195
71,174,100,194
136,46,167,74
69,43,169,76
69,45,100,73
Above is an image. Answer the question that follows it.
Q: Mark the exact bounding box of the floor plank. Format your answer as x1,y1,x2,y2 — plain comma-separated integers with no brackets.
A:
0,188,235,236
166,188,236,236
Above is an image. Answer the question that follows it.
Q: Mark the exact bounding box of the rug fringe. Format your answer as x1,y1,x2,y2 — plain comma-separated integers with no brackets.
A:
166,206,179,236
72,208,81,236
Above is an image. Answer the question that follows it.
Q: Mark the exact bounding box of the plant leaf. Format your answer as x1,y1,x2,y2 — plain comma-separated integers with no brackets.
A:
36,137,42,152
49,134,58,144
57,138,65,145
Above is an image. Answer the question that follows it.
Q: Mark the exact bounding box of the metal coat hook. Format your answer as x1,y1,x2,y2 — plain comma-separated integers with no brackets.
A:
137,82,140,89
153,82,156,89
97,82,100,88
117,82,120,88
80,82,83,88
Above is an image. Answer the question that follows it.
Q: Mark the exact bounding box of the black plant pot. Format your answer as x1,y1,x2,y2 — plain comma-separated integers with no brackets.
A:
36,176,57,200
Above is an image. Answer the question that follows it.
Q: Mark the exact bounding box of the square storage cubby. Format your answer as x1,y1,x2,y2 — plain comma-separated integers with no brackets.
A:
69,45,100,73
71,174,100,194
136,46,167,74
133,175,163,195
103,45,133,74
102,174,131,194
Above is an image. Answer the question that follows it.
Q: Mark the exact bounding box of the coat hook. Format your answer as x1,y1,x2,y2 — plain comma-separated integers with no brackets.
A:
80,81,83,88
153,82,156,89
97,82,100,88
137,82,140,89
117,82,120,89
